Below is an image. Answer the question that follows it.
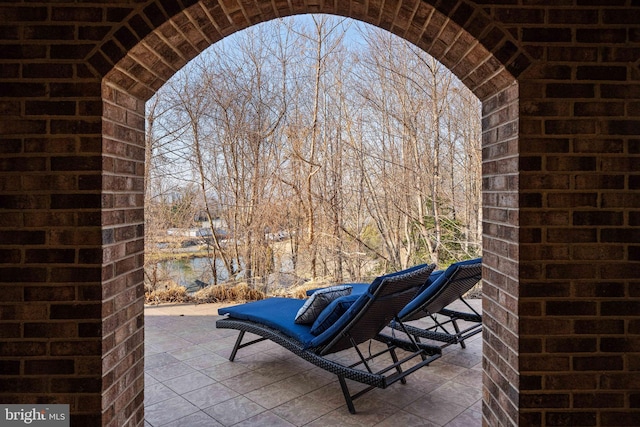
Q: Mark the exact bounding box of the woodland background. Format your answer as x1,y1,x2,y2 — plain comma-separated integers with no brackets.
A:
144,15,482,296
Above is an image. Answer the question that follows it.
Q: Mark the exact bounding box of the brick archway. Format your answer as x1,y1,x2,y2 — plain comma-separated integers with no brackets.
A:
101,2,524,425
3,1,638,426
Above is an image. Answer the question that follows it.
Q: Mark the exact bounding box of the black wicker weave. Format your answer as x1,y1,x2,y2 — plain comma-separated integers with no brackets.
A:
393,262,483,349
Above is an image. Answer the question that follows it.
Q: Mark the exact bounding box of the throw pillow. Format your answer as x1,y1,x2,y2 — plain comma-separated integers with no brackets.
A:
310,293,360,335
294,285,352,324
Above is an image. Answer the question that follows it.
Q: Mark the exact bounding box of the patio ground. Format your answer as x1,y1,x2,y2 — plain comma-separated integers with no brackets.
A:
144,299,483,426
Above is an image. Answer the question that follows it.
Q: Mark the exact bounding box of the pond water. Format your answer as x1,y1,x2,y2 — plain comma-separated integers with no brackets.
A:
155,257,233,288
153,255,297,292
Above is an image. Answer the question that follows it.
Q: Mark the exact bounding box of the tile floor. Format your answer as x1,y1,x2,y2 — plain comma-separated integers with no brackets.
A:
144,299,483,426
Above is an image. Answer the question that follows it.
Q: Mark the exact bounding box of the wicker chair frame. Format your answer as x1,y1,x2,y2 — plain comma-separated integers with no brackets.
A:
393,262,483,349
216,318,441,414
216,265,442,414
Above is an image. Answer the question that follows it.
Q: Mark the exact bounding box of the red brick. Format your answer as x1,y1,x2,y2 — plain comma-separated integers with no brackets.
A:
545,83,595,99
573,282,625,298
0,341,47,357
574,356,624,371
546,412,597,426
24,359,75,375
601,413,640,427
521,393,570,408
576,28,627,43
546,229,597,244
574,393,625,408
601,373,640,390
574,138,624,153
573,211,623,226
24,322,78,338
24,286,76,301
546,337,597,352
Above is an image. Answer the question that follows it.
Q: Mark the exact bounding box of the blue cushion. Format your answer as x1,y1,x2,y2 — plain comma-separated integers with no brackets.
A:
295,285,352,324
310,294,360,335
415,269,445,294
308,263,434,348
398,258,481,319
218,298,316,346
220,263,435,350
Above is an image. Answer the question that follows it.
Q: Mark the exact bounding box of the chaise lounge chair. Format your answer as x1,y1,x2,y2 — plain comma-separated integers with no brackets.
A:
391,258,483,348
308,258,483,348
216,263,442,414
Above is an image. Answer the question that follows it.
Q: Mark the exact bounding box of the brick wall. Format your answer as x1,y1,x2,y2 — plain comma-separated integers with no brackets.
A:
482,81,521,425
1,1,638,426
101,83,146,427
508,3,639,425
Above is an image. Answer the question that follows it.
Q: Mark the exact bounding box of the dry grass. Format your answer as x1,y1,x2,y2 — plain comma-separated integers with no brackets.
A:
269,278,333,299
145,284,192,305
144,277,339,305
144,281,267,305
146,278,482,305
192,282,265,303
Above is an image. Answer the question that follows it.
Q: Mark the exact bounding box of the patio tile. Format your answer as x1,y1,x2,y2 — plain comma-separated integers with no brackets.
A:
243,379,304,409
149,337,194,352
166,345,211,361
158,411,223,427
376,410,440,427
271,394,335,425
424,359,469,379
182,352,229,370
145,396,199,426
146,361,196,382
274,369,334,395
201,360,250,381
305,397,400,427
220,371,280,394
452,367,483,388
369,382,426,408
163,371,216,395
445,407,483,427
430,380,482,407
301,383,351,410
144,300,484,426
144,382,179,406
233,411,296,427
145,373,158,386
145,353,181,370
404,393,467,425
203,395,266,426
441,349,482,368
181,382,239,409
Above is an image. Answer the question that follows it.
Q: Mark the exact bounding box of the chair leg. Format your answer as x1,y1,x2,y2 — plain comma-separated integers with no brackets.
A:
338,375,357,414
451,319,466,349
388,346,407,384
229,331,245,361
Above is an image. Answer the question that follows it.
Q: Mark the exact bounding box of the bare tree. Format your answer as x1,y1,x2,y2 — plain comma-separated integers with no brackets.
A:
144,15,483,293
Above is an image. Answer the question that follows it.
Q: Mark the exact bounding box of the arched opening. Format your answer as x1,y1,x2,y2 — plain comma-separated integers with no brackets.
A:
101,2,526,425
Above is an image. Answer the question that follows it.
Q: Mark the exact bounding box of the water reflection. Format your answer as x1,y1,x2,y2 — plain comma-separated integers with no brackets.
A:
156,257,231,289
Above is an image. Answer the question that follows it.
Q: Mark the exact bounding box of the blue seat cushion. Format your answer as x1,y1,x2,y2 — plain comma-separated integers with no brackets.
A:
398,258,481,319
219,263,435,350
218,298,316,346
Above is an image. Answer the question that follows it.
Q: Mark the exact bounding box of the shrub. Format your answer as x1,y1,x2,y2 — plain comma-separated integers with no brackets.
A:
193,282,265,303
145,284,191,304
